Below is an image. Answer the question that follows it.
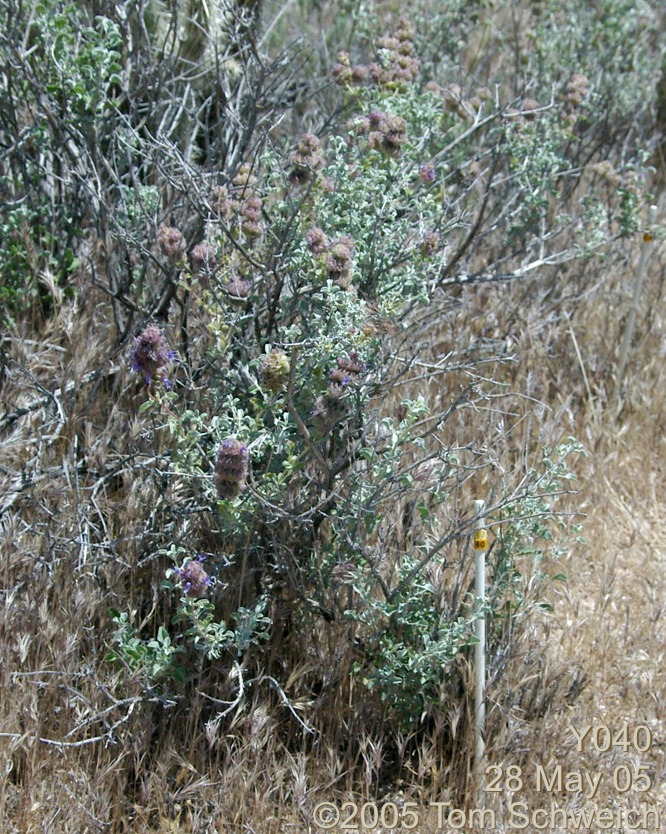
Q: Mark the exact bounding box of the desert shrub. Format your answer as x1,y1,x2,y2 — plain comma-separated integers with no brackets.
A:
103,7,645,745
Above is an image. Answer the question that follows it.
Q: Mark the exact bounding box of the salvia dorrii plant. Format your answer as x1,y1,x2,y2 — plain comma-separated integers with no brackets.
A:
102,3,654,742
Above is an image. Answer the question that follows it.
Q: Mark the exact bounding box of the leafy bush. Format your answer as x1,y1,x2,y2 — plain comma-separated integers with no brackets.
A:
102,6,645,739
0,0,122,319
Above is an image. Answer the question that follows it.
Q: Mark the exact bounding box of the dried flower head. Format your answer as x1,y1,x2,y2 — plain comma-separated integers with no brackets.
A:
241,195,263,239
351,64,369,83
331,51,352,84
329,352,365,390
305,227,329,255
211,185,231,219
330,561,357,586
289,132,325,184
377,35,400,52
590,159,621,187
395,17,416,42
233,162,258,192
566,73,589,105
563,73,590,126
333,20,419,91
173,555,212,598
259,350,290,393
312,391,350,433
331,51,369,87
419,163,437,184
313,352,365,429
157,225,186,263
214,438,249,500
190,242,218,273
363,110,409,155
367,112,408,156
521,98,540,120
241,195,262,223
420,230,440,257
502,107,526,130
347,116,370,137
226,274,251,302
326,236,355,288
443,84,471,120
368,109,384,129
443,83,462,107
370,17,420,89
130,325,177,387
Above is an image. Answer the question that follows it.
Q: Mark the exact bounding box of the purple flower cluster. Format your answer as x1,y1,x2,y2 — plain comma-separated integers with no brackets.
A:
130,325,177,388
214,438,249,500
173,555,212,598
328,352,365,394
305,227,329,256
313,353,365,433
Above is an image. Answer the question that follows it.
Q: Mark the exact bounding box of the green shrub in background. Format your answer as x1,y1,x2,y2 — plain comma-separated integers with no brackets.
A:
0,1,122,319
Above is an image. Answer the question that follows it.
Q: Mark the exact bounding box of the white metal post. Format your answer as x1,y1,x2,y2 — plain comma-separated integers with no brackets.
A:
473,499,488,804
